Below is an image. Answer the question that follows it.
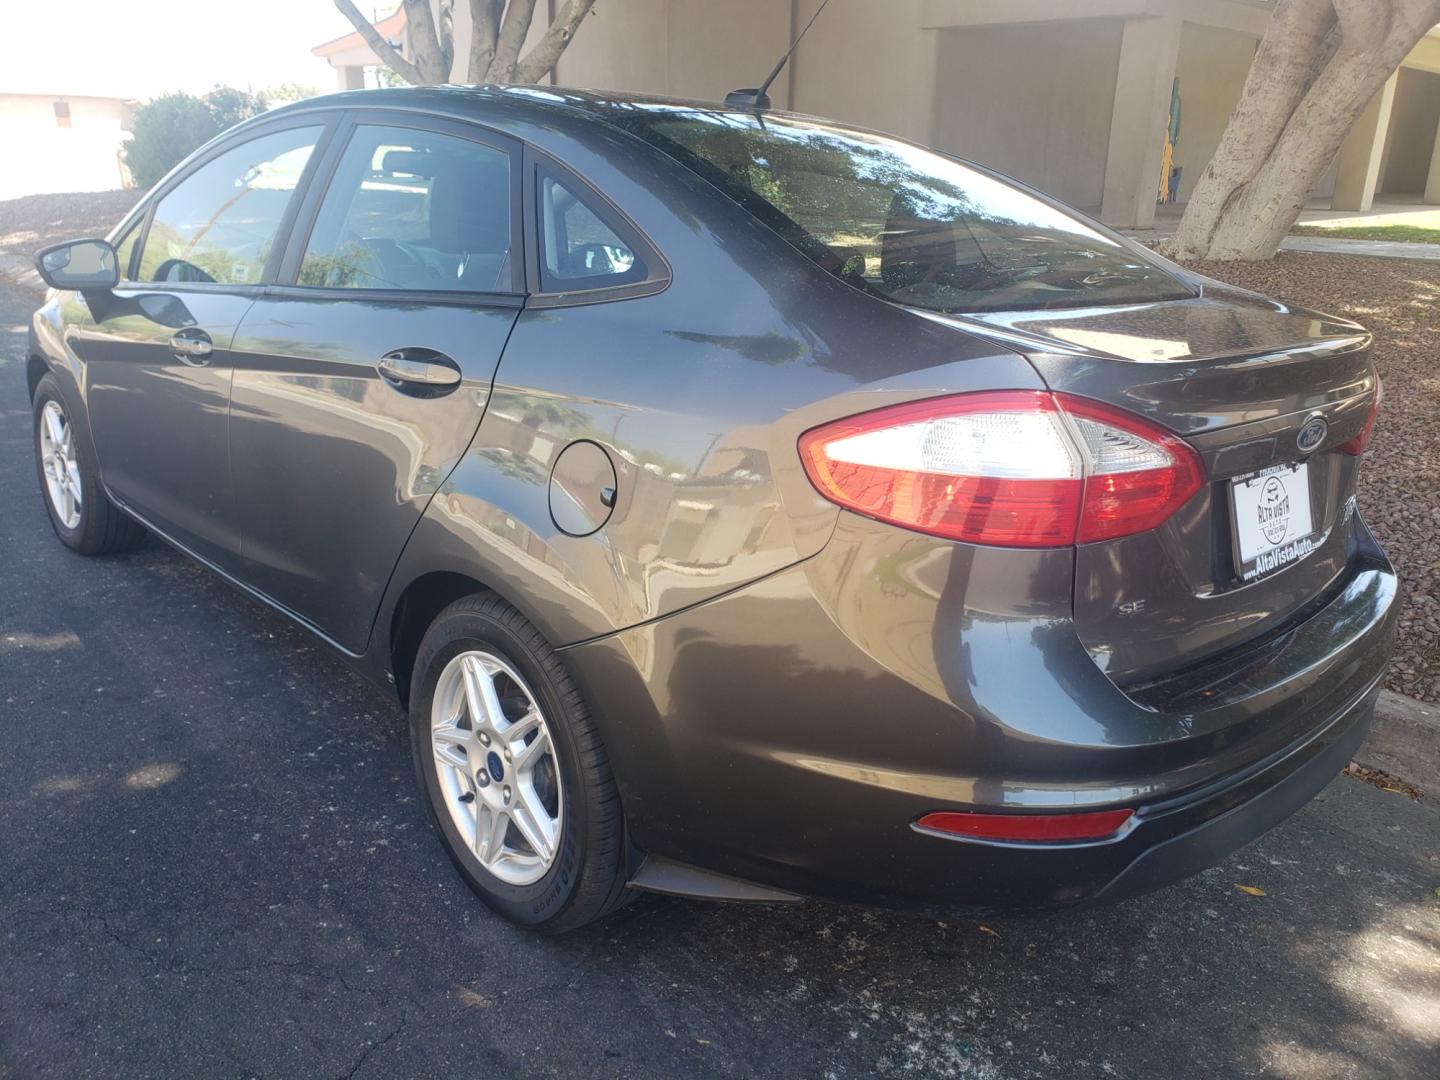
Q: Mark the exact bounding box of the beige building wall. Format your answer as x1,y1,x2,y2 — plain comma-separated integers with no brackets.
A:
1378,67,1440,193
1171,23,1255,203
932,20,1123,210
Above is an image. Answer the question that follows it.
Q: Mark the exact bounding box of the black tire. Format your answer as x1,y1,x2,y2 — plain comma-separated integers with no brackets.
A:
32,374,145,556
409,593,630,933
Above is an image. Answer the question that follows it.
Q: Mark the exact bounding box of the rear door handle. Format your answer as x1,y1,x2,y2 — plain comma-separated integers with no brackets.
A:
377,349,462,393
170,329,212,365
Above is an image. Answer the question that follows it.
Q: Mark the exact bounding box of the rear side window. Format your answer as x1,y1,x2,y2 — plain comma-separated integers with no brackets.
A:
137,126,321,285
537,171,645,291
299,125,513,293
607,108,1193,314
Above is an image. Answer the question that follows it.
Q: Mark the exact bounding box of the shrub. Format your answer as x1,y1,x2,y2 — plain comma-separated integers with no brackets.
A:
123,87,267,189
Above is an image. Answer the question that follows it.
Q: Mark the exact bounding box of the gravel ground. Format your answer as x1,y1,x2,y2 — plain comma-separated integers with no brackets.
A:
0,189,138,253
1184,254,1440,703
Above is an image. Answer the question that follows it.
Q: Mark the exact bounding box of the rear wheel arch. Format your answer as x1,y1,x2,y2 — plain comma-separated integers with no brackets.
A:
388,569,562,710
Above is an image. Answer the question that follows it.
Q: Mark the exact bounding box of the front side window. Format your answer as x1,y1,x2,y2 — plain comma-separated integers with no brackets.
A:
538,172,643,290
299,125,513,293
607,108,1193,314
137,126,321,285
113,223,139,280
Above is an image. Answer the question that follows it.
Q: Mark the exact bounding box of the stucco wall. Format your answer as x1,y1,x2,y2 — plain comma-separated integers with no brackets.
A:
930,19,1122,209
1170,22,1255,203
786,0,934,142
548,0,794,105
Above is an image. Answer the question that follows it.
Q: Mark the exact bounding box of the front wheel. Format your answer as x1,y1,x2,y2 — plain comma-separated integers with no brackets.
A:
409,594,630,932
32,374,145,555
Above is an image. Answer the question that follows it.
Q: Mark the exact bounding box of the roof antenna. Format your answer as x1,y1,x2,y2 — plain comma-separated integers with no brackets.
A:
725,0,831,111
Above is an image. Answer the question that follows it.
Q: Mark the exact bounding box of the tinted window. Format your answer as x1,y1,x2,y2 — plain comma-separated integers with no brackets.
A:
138,126,320,285
608,108,1192,314
538,172,642,290
299,126,512,293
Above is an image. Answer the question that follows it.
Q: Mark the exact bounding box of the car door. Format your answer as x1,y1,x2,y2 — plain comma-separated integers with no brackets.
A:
226,115,523,653
82,120,328,565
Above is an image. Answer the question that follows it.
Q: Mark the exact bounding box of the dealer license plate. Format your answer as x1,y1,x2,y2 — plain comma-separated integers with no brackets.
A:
1230,463,1317,581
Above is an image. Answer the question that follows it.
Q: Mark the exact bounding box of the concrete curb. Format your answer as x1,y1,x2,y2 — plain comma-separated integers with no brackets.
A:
1358,690,1439,792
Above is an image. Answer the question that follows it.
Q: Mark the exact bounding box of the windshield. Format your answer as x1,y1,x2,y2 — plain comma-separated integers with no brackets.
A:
605,107,1194,315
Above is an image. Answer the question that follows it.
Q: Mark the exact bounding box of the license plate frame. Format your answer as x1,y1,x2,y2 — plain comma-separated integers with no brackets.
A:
1229,463,1318,582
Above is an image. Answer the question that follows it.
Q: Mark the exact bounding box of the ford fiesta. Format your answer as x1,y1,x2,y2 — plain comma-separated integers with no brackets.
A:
27,87,1396,932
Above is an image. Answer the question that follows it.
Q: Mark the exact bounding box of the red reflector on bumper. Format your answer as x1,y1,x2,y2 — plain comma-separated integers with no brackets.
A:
917,808,1134,843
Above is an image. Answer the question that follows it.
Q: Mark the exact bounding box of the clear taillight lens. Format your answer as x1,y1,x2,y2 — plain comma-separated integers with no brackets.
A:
798,391,1205,548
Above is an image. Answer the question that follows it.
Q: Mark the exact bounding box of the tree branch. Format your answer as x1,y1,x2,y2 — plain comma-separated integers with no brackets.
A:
468,0,505,82
332,0,424,85
1332,0,1389,52
492,0,539,82
513,0,597,84
402,0,451,82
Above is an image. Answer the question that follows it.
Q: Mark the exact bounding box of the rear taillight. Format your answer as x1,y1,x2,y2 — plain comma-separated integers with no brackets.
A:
798,391,1204,548
1338,379,1382,455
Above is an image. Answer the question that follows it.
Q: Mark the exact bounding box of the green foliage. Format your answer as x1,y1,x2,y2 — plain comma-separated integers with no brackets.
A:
123,87,268,189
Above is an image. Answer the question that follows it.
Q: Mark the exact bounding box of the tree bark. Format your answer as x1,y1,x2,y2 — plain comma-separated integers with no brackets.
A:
1164,0,1440,261
513,0,597,84
468,0,505,82
491,0,539,81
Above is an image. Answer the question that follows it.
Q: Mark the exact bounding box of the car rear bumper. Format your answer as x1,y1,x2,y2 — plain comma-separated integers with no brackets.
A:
562,510,1398,911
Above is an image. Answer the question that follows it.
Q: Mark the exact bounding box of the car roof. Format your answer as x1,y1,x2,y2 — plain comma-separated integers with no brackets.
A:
260,84,828,143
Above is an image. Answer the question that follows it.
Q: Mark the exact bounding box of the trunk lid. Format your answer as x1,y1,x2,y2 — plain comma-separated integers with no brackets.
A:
964,286,1378,686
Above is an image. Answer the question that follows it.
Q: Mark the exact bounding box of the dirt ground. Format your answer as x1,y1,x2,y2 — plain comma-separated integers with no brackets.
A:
0,189,137,255
1,191,1434,702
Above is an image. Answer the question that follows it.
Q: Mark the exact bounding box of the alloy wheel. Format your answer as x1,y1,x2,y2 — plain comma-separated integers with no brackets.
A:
430,649,564,886
39,400,81,530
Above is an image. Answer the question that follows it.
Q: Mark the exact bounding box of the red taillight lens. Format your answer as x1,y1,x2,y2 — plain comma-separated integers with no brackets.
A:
1338,379,1382,455
916,808,1134,843
798,391,1204,547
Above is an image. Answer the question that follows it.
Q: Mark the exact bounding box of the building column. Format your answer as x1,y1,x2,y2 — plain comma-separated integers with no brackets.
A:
1331,72,1398,211
1100,12,1182,228
336,65,366,91
1423,112,1440,205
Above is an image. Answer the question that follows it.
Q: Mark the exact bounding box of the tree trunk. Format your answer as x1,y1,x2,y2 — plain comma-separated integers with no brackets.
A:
1162,0,1440,262
339,1,596,87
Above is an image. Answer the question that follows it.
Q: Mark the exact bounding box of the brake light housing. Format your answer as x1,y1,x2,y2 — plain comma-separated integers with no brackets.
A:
798,391,1204,548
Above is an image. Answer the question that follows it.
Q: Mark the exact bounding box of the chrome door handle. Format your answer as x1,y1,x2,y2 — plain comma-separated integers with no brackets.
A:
377,350,462,390
170,331,212,365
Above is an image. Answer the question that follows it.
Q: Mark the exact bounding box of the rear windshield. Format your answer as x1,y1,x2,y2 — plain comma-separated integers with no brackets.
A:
606,107,1194,314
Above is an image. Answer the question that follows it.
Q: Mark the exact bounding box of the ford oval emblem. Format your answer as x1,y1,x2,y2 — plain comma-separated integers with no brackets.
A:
1296,416,1328,454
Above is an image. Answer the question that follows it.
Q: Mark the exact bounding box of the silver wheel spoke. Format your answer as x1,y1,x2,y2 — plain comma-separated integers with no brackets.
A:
44,406,65,449
512,727,549,771
476,804,509,864
510,788,556,861
461,655,506,732
502,708,542,747
65,463,82,508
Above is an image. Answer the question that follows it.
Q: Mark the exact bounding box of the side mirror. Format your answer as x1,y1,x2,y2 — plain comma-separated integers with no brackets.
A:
34,238,119,291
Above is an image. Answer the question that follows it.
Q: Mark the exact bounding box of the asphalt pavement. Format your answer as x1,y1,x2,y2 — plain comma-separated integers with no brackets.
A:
1,281,1438,1079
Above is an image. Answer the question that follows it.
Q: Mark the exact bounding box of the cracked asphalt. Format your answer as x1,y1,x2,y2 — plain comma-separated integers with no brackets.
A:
2,280,1439,1080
